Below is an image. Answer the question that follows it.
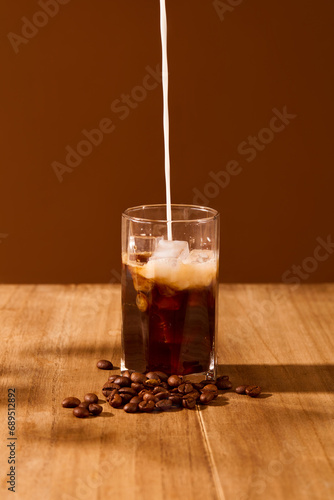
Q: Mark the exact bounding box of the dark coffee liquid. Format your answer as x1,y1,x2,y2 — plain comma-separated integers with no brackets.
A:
121,254,217,375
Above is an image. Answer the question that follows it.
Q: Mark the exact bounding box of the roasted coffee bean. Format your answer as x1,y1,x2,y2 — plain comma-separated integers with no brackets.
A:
187,390,200,401
170,387,179,393
138,389,151,398
88,404,103,416
155,399,172,411
130,396,143,404
154,371,169,382
124,403,138,413
122,370,133,378
154,391,169,401
97,360,113,370
78,401,90,409
178,383,193,395
193,382,205,391
131,372,147,384
119,387,137,396
108,394,123,408
199,392,215,404
138,400,155,412
84,393,99,404
102,382,120,397
108,375,118,382
131,383,145,393
106,389,119,401
62,397,81,408
200,380,216,386
201,384,218,397
235,385,248,395
113,376,131,387
144,378,161,388
73,407,90,418
160,381,169,389
182,397,196,409
169,394,183,407
143,393,156,402
146,371,160,380
119,393,132,403
153,386,169,395
167,375,182,387
245,385,262,397
216,376,232,390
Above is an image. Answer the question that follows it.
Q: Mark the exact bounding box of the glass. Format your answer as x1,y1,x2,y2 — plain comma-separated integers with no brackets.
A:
121,204,220,380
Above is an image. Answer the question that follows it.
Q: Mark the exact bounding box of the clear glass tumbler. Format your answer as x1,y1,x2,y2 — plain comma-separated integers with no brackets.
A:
121,204,219,380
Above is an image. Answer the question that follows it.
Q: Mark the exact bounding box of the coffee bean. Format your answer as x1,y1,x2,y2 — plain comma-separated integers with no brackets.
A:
113,376,131,387
154,371,169,382
143,393,156,402
245,385,262,397
131,372,147,384
169,394,183,407
97,360,113,370
193,382,205,391
106,389,119,401
216,376,232,390
201,384,218,397
155,399,172,411
146,371,160,380
108,394,123,408
178,383,193,395
88,404,103,416
124,403,138,413
102,382,120,397
144,378,161,388
154,392,169,401
153,386,169,395
199,392,215,404
119,387,137,396
187,390,200,401
138,389,150,398
167,375,182,387
119,393,132,403
62,397,81,408
84,393,98,404
138,400,155,412
131,383,145,393
182,397,196,409
122,370,133,378
78,401,90,409
235,385,248,395
73,407,90,418
130,396,143,404
108,375,118,382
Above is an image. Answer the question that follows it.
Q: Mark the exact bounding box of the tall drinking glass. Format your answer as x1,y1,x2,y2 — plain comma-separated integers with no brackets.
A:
121,204,219,380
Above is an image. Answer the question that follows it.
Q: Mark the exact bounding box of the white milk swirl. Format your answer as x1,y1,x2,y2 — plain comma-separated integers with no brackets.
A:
159,0,172,240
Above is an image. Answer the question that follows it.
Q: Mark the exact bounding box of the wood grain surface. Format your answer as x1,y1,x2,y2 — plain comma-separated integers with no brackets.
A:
0,284,333,500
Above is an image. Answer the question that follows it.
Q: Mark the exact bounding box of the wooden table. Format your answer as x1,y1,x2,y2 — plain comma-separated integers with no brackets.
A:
0,284,333,500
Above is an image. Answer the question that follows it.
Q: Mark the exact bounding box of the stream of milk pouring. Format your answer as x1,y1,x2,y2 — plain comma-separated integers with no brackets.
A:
159,0,172,240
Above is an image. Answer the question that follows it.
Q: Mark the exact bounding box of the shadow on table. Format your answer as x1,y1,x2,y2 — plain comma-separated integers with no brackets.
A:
218,364,334,392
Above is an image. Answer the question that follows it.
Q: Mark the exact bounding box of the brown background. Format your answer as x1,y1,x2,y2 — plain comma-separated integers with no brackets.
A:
1,0,333,284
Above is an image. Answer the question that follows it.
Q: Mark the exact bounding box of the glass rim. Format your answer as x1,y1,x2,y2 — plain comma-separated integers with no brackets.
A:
122,204,219,224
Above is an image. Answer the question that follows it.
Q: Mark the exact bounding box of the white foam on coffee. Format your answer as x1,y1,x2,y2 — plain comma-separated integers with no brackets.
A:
160,0,172,240
123,248,217,290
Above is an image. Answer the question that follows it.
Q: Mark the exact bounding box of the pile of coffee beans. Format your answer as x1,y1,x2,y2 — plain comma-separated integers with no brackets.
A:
62,393,102,418
101,371,240,413
62,359,263,418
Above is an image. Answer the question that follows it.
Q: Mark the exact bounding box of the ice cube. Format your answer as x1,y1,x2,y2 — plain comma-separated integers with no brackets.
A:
150,240,189,261
183,249,215,264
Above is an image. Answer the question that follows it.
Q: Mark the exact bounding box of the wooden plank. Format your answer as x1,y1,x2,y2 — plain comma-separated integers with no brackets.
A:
0,284,333,500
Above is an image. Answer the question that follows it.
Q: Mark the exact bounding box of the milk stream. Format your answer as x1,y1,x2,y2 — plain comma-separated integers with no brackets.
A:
160,0,172,240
